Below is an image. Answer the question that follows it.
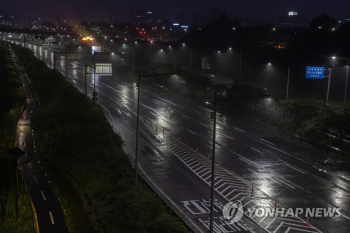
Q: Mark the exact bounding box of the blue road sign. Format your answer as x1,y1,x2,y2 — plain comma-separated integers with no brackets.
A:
306,66,325,79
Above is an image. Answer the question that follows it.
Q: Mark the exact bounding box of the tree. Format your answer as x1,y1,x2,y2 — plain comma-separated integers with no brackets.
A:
309,13,337,31
324,108,350,142
281,99,318,133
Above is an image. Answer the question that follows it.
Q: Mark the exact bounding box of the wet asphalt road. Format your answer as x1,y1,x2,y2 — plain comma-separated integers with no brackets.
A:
5,36,350,233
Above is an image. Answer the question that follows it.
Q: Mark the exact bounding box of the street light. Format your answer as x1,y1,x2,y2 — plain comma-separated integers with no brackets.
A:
209,91,217,233
268,63,291,100
134,71,173,184
181,43,193,70
160,49,176,73
332,56,349,107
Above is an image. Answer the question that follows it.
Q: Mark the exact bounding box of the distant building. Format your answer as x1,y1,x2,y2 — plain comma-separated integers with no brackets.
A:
0,14,23,28
129,11,155,25
279,11,304,28
209,7,226,21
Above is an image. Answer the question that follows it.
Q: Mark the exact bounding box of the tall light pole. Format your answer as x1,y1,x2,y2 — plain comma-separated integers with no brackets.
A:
239,50,242,82
134,72,173,184
93,53,96,105
209,91,217,233
268,63,291,100
333,57,350,107
132,43,135,74
345,59,349,107
161,49,176,73
7,147,26,220
190,46,193,70
286,65,290,100
326,68,332,106
135,71,141,184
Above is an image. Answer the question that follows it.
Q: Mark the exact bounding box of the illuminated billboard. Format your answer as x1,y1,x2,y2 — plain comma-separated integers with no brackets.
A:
79,36,96,42
92,46,101,54
95,63,112,76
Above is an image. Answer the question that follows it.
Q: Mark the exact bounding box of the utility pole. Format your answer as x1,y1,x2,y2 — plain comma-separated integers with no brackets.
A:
0,103,5,140
323,67,331,117
13,82,17,109
132,44,135,74
93,54,96,106
7,147,26,220
344,59,349,107
135,70,141,184
53,51,56,70
65,50,68,82
84,64,87,101
239,50,242,82
326,68,332,106
286,66,290,100
209,91,217,233
190,46,193,70
15,157,18,219
173,52,176,74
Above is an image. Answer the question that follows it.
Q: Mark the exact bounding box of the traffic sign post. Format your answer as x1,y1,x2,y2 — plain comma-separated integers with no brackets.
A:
306,66,325,79
305,66,331,116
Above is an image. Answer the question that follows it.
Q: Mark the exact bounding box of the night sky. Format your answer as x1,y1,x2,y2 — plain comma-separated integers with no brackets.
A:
1,0,350,24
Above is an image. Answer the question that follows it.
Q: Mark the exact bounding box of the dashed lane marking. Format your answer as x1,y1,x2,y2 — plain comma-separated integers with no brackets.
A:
41,191,47,201
250,147,265,154
285,164,305,174
187,129,196,135
260,138,275,145
234,127,245,132
49,211,55,224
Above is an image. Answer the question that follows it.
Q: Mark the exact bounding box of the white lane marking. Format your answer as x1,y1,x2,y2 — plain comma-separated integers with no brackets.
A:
33,175,38,183
285,164,305,174
166,118,177,125
40,191,47,201
234,127,245,132
223,134,234,139
187,129,196,135
49,211,55,224
200,123,210,129
285,227,317,233
182,114,189,118
250,147,264,154
273,177,295,189
260,138,275,145
341,213,350,221
239,158,256,167
341,176,350,182
192,110,203,115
